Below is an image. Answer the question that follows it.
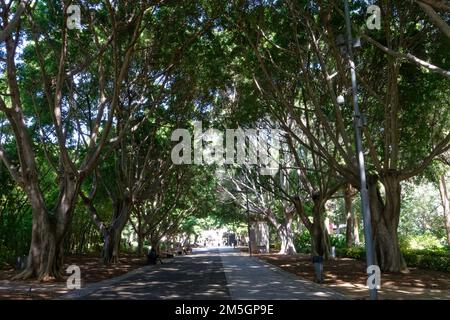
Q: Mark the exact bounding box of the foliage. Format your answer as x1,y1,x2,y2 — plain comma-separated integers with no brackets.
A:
336,246,366,260
402,248,450,273
0,166,32,266
399,233,445,251
399,181,448,243
337,246,450,273
294,230,312,254
0,0,449,277
329,234,347,250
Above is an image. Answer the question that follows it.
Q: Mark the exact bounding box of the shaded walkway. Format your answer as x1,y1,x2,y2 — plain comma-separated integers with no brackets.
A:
62,247,346,300
219,248,346,300
64,248,229,300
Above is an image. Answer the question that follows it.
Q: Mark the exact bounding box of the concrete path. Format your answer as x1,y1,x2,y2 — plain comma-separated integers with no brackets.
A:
63,249,229,300
62,247,346,300
219,248,345,300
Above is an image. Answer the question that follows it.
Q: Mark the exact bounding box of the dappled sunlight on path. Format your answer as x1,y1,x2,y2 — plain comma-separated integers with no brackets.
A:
219,248,346,300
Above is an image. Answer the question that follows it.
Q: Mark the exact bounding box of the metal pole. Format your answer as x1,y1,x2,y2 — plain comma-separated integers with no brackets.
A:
343,0,377,300
246,190,252,256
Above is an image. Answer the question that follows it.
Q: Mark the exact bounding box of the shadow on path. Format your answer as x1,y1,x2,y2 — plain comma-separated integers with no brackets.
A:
219,248,346,300
75,248,229,300
62,247,346,300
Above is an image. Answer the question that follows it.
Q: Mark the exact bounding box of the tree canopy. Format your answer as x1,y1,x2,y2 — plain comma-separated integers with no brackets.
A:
0,0,449,280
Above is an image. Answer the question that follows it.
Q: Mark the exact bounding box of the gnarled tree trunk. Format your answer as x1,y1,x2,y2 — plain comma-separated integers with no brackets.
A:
149,235,161,256
102,228,120,264
311,200,331,259
137,236,144,256
368,174,407,272
15,176,80,281
292,196,331,259
102,199,132,264
353,215,360,245
24,209,60,281
438,174,450,246
344,183,357,247
265,208,297,255
277,223,297,255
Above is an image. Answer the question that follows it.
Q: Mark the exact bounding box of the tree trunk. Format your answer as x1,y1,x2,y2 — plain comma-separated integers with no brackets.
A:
292,196,331,258
353,215,360,245
102,227,123,264
277,224,297,255
311,200,331,259
136,212,145,256
438,174,450,246
137,236,144,256
265,208,296,255
150,237,160,254
102,199,132,264
368,174,408,272
20,211,61,281
102,228,120,264
14,179,79,281
344,184,355,247
5,104,80,281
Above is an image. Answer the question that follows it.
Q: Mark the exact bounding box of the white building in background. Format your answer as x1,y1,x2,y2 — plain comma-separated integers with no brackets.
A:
197,228,228,247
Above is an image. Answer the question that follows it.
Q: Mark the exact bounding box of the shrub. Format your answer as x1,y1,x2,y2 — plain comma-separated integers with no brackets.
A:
270,242,281,251
0,243,15,268
402,248,450,272
329,234,346,250
337,245,450,273
294,230,311,254
335,247,347,257
269,230,281,251
336,246,366,260
399,233,445,251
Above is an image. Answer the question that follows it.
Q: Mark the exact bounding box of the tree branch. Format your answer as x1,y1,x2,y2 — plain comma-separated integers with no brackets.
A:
416,0,450,38
362,34,450,77
0,1,26,42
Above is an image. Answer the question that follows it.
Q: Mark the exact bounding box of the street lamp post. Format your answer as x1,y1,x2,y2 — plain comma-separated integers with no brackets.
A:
342,0,378,300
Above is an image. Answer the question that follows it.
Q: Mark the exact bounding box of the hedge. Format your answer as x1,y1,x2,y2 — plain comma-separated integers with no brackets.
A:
336,246,450,273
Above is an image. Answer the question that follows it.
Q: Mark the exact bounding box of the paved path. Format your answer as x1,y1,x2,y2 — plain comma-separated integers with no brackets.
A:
64,248,229,300
220,248,345,300
62,247,345,300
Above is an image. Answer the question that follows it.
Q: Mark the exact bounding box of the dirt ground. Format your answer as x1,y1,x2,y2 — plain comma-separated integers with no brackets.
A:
0,253,146,300
258,253,450,300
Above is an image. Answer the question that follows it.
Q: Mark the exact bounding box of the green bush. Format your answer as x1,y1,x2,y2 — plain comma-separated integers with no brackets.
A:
335,247,346,257
399,233,445,251
294,230,311,254
0,243,15,268
337,245,450,273
336,246,366,260
402,248,450,272
329,234,346,250
270,242,281,251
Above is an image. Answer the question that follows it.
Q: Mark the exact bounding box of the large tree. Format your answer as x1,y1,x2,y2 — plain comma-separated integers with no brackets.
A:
0,0,148,280
226,0,450,271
